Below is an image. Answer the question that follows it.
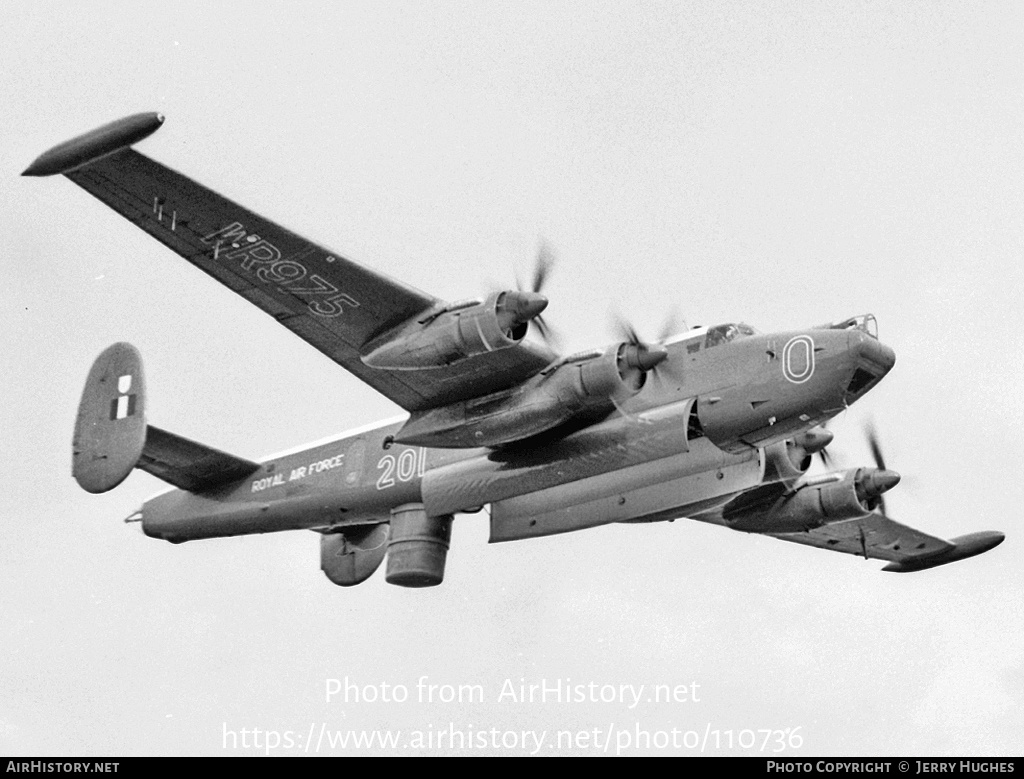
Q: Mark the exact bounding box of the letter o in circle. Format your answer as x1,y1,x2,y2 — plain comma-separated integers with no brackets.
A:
782,335,815,384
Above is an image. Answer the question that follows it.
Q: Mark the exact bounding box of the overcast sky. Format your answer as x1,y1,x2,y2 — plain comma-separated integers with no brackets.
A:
3,1,1022,756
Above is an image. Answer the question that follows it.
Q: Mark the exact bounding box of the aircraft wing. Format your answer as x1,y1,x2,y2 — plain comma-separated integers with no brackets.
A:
25,114,554,412
766,513,1005,572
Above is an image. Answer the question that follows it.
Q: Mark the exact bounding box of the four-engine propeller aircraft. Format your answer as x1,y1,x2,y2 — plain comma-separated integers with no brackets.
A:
25,112,1004,587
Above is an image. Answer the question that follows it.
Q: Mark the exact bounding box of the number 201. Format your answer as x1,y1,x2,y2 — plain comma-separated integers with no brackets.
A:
376,448,427,490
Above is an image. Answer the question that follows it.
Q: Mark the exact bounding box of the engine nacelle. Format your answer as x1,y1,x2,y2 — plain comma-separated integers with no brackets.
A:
762,440,812,482
724,468,897,534
761,427,832,482
394,342,665,448
360,290,546,370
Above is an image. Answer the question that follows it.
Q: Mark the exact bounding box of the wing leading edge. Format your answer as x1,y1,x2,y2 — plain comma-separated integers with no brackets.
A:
26,113,555,411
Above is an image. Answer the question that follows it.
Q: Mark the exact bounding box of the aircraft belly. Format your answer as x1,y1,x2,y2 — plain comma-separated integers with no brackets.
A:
142,479,422,541
143,491,349,541
488,439,762,542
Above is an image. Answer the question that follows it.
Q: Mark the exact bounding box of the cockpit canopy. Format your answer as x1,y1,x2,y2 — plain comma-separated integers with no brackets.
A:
704,322,757,349
816,314,879,339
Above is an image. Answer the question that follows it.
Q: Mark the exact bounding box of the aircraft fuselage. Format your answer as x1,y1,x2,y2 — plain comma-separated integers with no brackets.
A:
141,323,893,544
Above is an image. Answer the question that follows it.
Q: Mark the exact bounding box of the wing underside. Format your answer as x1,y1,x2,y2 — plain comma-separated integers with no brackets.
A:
767,514,1003,572
767,513,951,562
691,478,1003,572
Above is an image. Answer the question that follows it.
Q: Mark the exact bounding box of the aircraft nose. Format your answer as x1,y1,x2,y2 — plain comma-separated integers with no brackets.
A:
840,331,896,402
855,333,896,375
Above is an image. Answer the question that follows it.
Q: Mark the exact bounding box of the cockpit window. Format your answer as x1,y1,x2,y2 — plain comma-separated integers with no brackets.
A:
831,314,878,339
705,323,756,348
705,324,736,348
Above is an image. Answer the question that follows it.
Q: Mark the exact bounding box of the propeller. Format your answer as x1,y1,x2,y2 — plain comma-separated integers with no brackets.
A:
512,240,559,348
812,419,901,514
851,421,901,513
611,314,670,396
866,421,887,471
862,421,900,515
818,446,833,469
613,315,668,363
655,309,687,342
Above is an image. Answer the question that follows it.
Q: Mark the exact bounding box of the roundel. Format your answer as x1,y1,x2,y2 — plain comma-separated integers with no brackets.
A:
782,335,815,384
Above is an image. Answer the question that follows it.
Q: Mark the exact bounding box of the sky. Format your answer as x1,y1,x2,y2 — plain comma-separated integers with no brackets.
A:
2,1,1023,756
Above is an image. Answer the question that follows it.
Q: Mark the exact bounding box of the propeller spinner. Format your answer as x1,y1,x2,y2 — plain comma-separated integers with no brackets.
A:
611,315,669,393
862,422,901,515
513,241,558,346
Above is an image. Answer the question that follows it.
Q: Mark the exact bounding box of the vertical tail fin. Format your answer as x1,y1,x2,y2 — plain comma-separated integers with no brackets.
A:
74,343,260,494
73,343,147,493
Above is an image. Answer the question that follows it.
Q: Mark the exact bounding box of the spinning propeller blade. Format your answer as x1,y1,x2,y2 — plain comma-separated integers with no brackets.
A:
864,421,893,515
514,241,560,348
609,314,671,413
823,419,901,514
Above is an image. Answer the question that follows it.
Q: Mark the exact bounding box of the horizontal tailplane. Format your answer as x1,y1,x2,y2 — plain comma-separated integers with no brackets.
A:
74,343,259,494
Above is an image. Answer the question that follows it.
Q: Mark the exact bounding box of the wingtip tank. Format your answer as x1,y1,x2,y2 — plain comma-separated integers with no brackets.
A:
22,112,164,177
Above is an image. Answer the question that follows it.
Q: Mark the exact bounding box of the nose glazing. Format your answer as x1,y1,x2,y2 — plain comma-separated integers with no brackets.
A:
853,331,896,376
